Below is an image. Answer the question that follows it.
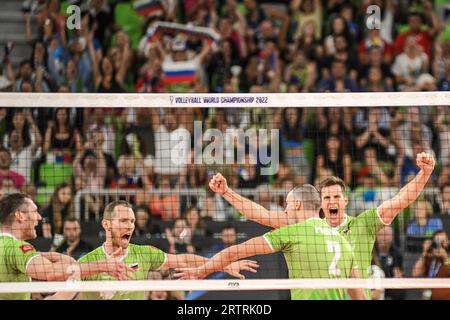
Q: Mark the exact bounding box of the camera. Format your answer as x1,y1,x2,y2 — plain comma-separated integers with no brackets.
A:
428,239,442,252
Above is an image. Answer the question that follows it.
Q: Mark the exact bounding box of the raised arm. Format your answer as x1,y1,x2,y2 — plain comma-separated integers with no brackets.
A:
210,173,290,228
176,237,270,279
378,152,435,225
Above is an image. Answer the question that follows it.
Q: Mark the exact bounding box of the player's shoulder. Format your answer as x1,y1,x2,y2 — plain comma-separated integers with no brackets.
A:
352,207,378,222
0,234,33,251
128,243,163,254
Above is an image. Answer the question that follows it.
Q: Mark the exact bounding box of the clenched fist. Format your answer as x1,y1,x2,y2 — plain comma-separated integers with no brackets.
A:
209,173,229,196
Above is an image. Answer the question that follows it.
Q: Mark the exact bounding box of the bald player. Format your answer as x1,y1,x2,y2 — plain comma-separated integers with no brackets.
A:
176,185,366,300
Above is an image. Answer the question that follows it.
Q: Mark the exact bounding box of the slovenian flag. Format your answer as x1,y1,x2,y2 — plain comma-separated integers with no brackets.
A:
162,59,197,85
133,0,164,17
129,263,139,271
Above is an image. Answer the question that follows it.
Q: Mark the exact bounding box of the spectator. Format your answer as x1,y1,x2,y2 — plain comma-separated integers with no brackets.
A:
52,218,94,260
42,182,75,237
324,15,353,57
407,199,443,238
200,194,227,221
358,29,394,66
435,106,450,165
278,108,310,181
165,218,195,254
354,108,392,161
73,148,106,218
317,59,359,92
255,184,283,212
412,230,450,299
134,205,161,237
358,46,394,89
5,110,42,182
375,226,406,300
440,185,450,216
316,135,352,187
283,49,317,92
83,125,118,187
393,10,441,59
0,147,26,190
237,153,260,189
112,134,145,189
391,36,429,91
210,225,237,254
369,252,386,300
291,0,323,41
325,34,358,81
43,108,82,160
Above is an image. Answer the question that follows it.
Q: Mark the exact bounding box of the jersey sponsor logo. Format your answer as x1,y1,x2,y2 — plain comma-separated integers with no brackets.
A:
19,244,35,253
342,227,351,235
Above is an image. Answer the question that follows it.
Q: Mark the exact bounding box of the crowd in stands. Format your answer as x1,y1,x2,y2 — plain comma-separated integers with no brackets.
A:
0,0,449,299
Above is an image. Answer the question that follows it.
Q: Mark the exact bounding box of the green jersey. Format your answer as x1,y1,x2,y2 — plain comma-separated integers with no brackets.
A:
333,208,386,279
264,218,357,300
0,233,40,300
78,243,166,300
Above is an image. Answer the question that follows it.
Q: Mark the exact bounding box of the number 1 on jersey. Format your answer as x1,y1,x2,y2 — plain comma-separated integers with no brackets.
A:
327,241,341,276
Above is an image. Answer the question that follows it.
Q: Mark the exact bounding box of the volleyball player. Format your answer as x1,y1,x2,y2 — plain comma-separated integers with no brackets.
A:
208,152,435,293
175,185,367,300
78,200,259,300
0,193,133,300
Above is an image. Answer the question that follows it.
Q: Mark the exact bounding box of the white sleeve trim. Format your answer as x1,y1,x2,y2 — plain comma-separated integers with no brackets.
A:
262,235,275,253
376,206,390,226
24,253,41,275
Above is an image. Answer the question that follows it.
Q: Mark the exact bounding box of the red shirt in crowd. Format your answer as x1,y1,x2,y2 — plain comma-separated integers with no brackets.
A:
393,31,433,58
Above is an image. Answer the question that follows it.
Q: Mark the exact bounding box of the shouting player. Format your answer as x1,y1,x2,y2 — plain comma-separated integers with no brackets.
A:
78,200,259,300
208,152,435,292
0,193,133,300
175,184,366,300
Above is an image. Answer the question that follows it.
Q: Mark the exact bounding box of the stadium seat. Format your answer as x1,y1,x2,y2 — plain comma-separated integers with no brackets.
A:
38,163,73,188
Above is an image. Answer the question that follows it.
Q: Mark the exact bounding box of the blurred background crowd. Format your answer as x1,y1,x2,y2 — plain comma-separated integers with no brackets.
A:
0,0,449,299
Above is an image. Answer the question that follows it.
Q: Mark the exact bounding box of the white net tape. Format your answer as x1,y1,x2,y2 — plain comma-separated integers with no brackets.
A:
0,91,449,108
1,279,450,293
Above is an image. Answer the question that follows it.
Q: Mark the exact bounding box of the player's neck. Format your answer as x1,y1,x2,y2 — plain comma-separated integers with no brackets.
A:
103,240,127,257
295,210,318,221
326,214,347,228
0,225,23,240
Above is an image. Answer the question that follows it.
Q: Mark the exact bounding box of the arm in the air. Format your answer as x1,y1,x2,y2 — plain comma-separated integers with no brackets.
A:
222,188,289,229
378,152,435,225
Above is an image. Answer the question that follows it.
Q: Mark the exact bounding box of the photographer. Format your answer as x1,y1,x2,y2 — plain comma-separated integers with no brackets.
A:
413,230,450,299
